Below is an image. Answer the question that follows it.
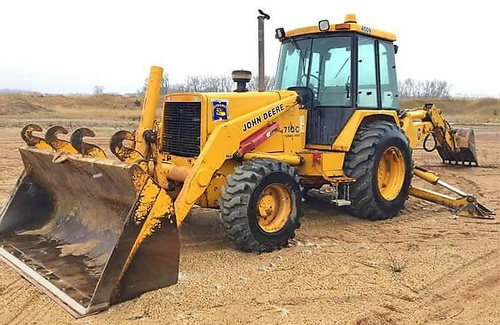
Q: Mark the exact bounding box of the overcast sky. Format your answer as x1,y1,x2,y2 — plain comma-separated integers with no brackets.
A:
1,0,499,96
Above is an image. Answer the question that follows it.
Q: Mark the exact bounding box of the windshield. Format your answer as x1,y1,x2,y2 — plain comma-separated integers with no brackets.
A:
275,36,352,107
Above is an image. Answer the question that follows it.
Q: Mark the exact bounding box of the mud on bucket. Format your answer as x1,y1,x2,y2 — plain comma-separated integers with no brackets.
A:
0,148,179,317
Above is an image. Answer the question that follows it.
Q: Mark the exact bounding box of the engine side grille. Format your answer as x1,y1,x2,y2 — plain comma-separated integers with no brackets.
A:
162,102,201,157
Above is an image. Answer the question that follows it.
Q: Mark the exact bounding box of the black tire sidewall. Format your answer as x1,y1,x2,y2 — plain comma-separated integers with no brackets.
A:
370,128,412,214
247,171,301,246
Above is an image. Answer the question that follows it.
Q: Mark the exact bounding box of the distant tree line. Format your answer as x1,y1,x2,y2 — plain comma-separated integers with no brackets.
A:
398,78,451,98
138,74,275,95
137,75,450,98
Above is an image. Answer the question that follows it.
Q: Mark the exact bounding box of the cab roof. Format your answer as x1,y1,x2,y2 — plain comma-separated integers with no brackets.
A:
284,14,396,42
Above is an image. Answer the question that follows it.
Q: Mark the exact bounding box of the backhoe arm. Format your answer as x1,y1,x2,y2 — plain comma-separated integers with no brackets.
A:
173,94,299,225
400,103,478,165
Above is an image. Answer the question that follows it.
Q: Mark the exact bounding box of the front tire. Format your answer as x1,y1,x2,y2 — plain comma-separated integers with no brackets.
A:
219,159,303,252
343,120,412,220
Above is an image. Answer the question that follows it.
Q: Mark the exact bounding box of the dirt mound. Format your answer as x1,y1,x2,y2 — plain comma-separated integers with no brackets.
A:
0,93,144,120
1,93,497,123
0,97,48,115
401,97,500,123
30,94,142,110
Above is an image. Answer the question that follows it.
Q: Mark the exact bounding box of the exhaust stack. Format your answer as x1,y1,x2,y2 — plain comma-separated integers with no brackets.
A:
257,9,270,92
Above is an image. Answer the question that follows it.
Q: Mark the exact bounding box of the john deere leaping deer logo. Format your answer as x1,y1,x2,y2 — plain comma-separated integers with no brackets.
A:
212,99,229,121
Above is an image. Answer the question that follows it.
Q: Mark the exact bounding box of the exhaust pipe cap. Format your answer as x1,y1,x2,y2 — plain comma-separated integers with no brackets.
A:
232,70,252,92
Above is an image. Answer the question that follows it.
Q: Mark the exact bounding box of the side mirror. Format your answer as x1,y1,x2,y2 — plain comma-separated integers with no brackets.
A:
394,44,399,54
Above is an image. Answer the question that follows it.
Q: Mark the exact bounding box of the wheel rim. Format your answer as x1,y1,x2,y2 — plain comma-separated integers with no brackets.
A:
377,146,405,201
257,183,292,233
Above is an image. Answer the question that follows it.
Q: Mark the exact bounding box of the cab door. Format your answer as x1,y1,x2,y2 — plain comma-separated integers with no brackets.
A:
306,36,354,145
307,35,400,146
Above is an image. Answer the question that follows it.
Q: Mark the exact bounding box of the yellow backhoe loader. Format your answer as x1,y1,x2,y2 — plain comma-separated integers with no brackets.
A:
0,12,494,317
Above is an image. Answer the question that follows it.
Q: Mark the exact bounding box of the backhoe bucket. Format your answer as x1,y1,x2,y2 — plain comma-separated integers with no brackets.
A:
0,148,179,317
437,128,478,166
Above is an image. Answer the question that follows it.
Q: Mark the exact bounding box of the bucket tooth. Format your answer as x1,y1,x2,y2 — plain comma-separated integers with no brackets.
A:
21,124,52,150
45,126,78,154
0,148,179,317
70,128,107,159
110,130,144,163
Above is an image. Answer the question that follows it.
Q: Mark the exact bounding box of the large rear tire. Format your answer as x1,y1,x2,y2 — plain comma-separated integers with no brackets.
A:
219,159,303,252
343,120,412,220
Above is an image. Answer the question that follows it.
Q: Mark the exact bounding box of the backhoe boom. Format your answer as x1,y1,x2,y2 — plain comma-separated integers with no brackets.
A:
400,103,478,165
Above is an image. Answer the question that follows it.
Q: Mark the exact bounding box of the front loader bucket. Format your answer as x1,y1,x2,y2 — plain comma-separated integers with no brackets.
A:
0,148,179,317
437,128,479,166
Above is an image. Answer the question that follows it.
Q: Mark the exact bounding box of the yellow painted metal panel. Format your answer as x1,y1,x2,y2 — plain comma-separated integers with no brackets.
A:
332,110,399,151
285,22,396,41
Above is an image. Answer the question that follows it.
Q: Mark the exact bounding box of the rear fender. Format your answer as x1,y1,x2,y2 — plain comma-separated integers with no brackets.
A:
332,110,399,152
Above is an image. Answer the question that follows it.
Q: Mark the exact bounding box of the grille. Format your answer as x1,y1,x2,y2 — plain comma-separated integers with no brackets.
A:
162,102,201,157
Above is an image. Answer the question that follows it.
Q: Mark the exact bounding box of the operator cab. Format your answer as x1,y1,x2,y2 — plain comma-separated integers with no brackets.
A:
274,14,399,145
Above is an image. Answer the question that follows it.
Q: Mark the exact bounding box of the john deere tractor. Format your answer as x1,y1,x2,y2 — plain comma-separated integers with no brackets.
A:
0,13,493,316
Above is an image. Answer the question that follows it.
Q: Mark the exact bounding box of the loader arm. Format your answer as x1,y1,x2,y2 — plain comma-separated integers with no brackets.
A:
135,66,164,158
173,94,299,225
399,103,478,165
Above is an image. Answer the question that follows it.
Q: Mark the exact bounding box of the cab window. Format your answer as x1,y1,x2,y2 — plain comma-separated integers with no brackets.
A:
315,37,352,107
379,41,399,109
275,39,311,89
357,37,377,108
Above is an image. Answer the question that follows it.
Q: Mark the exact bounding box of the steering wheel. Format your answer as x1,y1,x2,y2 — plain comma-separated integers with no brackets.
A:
300,74,319,84
300,74,320,97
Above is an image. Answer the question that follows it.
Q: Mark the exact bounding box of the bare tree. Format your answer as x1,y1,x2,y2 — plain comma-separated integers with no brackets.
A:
214,75,234,92
248,75,275,91
399,78,451,98
169,83,189,93
160,75,169,94
184,75,236,92
93,85,104,94
138,74,275,94
265,75,275,91
199,75,234,92
186,76,202,92
139,74,170,95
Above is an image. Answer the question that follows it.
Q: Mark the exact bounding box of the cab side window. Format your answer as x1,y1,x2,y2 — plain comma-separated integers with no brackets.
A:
357,37,377,108
379,41,399,109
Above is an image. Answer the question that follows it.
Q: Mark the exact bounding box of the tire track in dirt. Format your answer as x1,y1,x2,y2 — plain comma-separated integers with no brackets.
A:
0,120,498,324
408,248,500,324
419,248,499,293
0,278,39,325
300,195,450,249
4,293,41,325
0,278,31,307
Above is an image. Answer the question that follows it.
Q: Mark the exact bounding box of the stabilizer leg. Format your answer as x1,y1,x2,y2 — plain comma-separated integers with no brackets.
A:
410,166,494,219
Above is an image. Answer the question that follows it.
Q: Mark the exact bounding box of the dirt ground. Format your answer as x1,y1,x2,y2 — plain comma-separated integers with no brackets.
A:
0,118,498,325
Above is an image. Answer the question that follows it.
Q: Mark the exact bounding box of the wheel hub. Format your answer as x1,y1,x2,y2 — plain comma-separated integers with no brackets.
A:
377,146,405,201
257,184,292,233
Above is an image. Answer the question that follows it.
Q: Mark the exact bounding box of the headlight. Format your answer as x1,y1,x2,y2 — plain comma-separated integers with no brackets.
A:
318,20,330,31
275,28,285,40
